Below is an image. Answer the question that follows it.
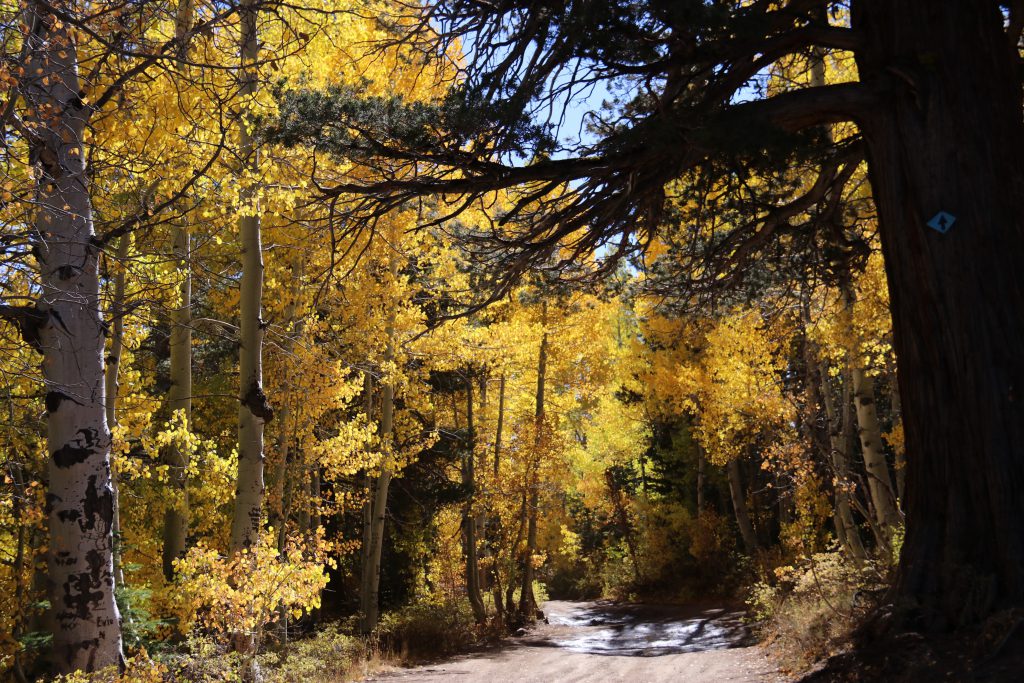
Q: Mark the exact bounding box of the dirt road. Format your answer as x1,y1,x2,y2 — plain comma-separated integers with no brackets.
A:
366,600,784,682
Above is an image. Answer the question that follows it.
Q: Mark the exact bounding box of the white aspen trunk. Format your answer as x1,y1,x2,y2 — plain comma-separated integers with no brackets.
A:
163,223,191,580
359,371,374,598
519,304,547,620
359,257,399,634
851,367,901,539
463,377,487,623
104,234,129,591
230,0,270,555
491,373,506,619
820,361,867,561
159,0,197,584
475,375,489,596
494,374,505,478
840,285,900,544
21,2,123,671
270,265,303,552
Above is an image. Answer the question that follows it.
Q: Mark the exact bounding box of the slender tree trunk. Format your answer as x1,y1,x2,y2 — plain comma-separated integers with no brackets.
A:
519,305,547,619
607,471,643,584
163,224,191,580
227,3,267,670
491,373,506,620
269,265,303,552
104,234,130,592
463,377,487,623
475,375,489,593
230,0,270,555
10,459,30,683
853,1,1024,626
851,366,900,538
359,258,399,634
696,443,706,515
359,370,375,598
506,494,526,618
819,360,868,557
494,373,505,478
840,285,901,545
820,361,867,560
18,2,124,671
159,0,197,584
727,457,760,556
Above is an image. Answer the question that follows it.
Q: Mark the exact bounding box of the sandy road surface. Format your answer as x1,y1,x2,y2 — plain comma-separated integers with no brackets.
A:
366,600,784,682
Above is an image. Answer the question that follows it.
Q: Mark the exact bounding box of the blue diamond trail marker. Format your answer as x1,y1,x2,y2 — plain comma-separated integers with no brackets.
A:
927,211,956,234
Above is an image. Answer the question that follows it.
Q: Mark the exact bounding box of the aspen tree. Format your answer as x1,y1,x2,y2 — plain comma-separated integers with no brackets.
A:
20,1,123,671
518,301,547,619
269,263,304,552
463,377,487,623
162,0,198,584
231,0,271,555
359,254,399,634
838,284,901,544
104,235,130,590
820,360,867,561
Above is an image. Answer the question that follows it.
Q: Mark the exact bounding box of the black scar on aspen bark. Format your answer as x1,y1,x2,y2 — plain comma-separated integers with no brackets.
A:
60,570,103,620
58,508,81,523
62,637,100,670
56,264,81,280
52,428,100,468
242,383,275,422
46,390,83,413
82,475,113,533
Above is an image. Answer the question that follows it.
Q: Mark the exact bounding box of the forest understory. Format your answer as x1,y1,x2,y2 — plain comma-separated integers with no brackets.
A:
2,1,1023,682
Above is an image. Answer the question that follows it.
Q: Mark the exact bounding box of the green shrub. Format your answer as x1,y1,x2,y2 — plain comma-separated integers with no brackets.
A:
376,598,478,659
260,626,366,683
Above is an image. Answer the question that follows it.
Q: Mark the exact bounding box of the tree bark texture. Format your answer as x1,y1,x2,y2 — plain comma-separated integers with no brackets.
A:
519,307,547,619
22,1,124,671
230,0,269,554
820,361,867,560
359,371,375,597
104,234,129,591
853,0,1024,626
851,366,900,540
269,264,303,552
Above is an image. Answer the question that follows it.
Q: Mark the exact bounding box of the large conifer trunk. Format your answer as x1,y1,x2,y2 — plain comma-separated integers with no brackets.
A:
21,2,123,671
853,0,1024,627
